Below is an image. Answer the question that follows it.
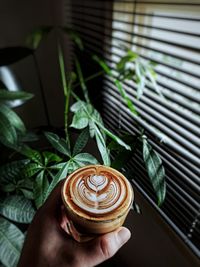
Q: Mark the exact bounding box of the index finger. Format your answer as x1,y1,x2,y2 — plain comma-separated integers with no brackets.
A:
42,179,65,216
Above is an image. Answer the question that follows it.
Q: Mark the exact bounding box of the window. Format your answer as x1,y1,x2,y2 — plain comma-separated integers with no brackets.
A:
65,0,200,257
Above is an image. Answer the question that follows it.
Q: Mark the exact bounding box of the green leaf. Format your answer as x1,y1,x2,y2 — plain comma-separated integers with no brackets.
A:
70,100,85,112
0,112,17,146
70,110,89,129
72,127,89,156
20,163,41,179
73,153,99,165
42,151,62,166
34,171,49,209
0,160,30,190
0,104,26,134
114,80,138,115
0,195,35,223
44,132,71,157
142,137,166,206
0,217,24,267
44,162,70,201
92,55,112,75
0,90,33,101
94,126,110,166
19,146,42,164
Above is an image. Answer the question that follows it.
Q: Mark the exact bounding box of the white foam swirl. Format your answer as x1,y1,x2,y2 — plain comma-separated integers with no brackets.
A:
70,173,126,215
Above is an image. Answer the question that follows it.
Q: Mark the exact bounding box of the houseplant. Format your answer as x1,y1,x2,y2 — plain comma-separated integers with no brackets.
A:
0,27,165,267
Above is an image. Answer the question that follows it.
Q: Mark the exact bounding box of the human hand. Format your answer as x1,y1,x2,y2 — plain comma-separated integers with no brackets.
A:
17,181,131,267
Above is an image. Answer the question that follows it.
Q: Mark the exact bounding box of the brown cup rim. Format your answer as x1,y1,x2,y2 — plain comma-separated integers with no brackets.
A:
61,165,134,222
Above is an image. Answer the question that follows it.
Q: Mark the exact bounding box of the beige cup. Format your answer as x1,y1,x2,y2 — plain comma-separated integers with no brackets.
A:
61,165,134,236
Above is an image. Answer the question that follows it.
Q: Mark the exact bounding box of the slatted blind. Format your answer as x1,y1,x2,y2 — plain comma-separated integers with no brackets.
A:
64,0,200,257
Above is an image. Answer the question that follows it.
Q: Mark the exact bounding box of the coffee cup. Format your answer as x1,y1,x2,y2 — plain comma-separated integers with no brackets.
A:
61,165,133,238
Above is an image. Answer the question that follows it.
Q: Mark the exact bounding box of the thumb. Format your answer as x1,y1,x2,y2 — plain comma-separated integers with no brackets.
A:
84,227,131,267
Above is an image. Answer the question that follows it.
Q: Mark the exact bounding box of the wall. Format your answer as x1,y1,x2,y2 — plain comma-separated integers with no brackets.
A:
0,0,67,129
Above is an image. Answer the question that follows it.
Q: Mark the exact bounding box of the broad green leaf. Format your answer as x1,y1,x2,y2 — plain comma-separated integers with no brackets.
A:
72,127,89,156
0,90,33,101
44,162,70,201
34,171,49,209
142,137,166,206
0,196,35,223
94,126,110,166
42,151,62,166
20,163,41,179
70,100,85,112
114,80,138,115
73,153,99,165
0,159,30,189
0,218,24,267
75,57,90,103
0,104,26,134
92,55,112,75
0,112,17,146
44,132,71,157
70,110,89,129
19,146,42,164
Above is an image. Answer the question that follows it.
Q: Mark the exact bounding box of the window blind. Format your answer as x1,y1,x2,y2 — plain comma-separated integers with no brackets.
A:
64,0,200,257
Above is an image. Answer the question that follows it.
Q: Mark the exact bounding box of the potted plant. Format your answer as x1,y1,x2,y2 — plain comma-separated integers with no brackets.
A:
0,27,165,267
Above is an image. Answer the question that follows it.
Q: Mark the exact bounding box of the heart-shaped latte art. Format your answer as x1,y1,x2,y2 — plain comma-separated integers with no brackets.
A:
72,173,126,214
63,165,133,219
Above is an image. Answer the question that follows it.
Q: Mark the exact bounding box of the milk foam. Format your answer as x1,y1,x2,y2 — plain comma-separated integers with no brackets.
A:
71,174,126,215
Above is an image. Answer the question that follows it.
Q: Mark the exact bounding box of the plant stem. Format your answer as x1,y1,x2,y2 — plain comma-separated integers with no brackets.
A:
64,86,71,149
58,42,71,150
73,70,104,89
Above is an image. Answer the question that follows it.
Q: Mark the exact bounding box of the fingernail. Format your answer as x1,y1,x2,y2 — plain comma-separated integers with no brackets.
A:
117,228,131,245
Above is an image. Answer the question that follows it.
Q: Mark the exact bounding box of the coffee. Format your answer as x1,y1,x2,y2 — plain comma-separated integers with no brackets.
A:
61,165,133,236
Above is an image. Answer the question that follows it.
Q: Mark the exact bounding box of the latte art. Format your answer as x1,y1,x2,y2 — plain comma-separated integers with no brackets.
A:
72,173,126,214
62,165,134,236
